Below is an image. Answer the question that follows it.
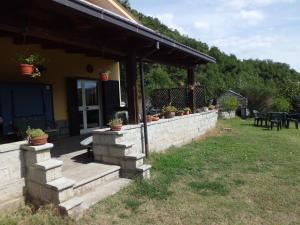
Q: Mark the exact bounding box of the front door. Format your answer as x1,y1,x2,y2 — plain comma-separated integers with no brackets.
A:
77,79,101,134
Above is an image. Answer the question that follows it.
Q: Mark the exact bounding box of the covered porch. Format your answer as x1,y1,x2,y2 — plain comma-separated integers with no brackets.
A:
0,0,216,216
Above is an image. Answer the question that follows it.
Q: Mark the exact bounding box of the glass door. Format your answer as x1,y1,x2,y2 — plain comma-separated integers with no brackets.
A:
77,79,100,134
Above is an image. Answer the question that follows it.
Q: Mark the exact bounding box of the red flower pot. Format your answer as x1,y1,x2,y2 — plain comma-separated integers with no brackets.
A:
110,124,122,131
146,115,152,123
100,73,109,81
184,111,190,115
29,134,48,146
20,64,34,76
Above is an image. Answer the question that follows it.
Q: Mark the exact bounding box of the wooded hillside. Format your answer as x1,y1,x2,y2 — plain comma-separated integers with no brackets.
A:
118,0,300,112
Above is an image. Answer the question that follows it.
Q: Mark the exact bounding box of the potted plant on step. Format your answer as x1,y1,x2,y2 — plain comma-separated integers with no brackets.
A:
176,110,184,116
108,118,123,131
26,127,48,146
162,105,177,119
100,71,110,81
183,107,191,115
17,53,45,77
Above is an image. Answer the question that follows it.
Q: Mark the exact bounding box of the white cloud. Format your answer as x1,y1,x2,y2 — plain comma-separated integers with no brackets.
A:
211,35,276,52
193,21,211,31
238,10,266,24
221,0,295,10
156,13,186,34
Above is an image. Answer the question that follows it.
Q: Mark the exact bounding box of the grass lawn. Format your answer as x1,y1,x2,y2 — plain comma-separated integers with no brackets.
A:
1,119,300,225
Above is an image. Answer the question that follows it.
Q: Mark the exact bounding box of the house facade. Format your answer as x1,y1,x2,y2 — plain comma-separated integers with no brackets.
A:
0,0,217,215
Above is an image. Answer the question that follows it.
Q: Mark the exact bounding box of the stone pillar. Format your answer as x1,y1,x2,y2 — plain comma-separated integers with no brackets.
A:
21,143,82,215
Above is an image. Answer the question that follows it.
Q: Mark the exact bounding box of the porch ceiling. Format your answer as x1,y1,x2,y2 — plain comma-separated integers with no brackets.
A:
0,0,216,67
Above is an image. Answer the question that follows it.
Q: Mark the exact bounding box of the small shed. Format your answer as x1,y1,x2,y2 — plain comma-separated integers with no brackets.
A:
217,90,248,118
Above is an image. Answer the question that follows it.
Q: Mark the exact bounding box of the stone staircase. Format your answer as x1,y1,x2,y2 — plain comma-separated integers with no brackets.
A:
21,143,134,217
21,132,152,218
93,130,151,179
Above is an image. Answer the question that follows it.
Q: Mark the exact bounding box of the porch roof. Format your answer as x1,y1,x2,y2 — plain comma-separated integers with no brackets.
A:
0,0,215,67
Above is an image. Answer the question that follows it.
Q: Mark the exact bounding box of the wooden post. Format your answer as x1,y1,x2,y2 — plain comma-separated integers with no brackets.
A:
187,66,196,113
126,50,139,124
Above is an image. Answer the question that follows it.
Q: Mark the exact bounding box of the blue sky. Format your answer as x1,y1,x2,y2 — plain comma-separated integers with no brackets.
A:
129,0,300,72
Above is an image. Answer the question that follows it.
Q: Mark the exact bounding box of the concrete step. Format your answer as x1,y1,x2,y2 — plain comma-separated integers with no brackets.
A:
58,197,83,217
29,159,63,183
80,178,131,210
63,162,121,196
122,164,152,179
94,142,136,158
45,177,76,204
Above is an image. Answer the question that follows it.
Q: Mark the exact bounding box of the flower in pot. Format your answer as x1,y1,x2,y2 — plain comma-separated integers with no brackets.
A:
176,110,184,116
208,105,215,110
183,107,191,115
100,71,110,81
26,127,48,146
152,115,160,121
162,105,177,119
108,118,123,131
17,53,45,77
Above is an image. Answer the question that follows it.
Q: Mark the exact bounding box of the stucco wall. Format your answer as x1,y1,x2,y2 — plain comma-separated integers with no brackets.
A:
0,37,120,122
0,141,26,211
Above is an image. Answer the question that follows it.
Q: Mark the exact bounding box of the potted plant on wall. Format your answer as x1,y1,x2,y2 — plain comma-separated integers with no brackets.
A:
17,53,45,77
146,115,152,123
100,71,110,81
26,127,48,146
108,118,123,131
183,107,191,115
162,105,177,119
176,110,184,116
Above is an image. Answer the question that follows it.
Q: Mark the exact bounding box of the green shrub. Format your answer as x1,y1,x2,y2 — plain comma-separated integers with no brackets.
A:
108,118,123,126
272,98,291,112
220,96,239,112
162,105,177,113
26,127,45,138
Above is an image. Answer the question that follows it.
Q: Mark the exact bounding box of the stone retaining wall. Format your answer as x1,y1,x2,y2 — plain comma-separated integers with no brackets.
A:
94,110,218,154
0,141,26,211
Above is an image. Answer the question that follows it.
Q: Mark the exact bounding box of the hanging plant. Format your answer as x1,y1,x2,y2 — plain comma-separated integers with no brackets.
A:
17,53,45,78
100,71,110,81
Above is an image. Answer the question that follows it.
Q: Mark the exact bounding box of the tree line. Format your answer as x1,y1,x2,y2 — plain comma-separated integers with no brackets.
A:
118,0,300,112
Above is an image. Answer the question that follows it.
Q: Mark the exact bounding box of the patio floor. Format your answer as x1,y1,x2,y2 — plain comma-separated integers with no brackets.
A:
51,134,93,171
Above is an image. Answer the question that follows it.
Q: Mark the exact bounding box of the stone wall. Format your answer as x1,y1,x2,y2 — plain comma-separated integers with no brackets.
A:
94,110,218,155
0,141,26,211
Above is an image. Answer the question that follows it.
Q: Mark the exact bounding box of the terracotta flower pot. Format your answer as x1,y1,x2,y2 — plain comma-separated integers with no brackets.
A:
152,116,159,121
146,115,152,123
184,111,190,115
176,112,184,116
110,124,122,131
164,112,175,119
20,64,34,76
29,134,48,146
100,73,109,81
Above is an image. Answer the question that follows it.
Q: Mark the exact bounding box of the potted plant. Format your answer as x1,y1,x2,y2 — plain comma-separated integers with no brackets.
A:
176,110,184,116
208,105,215,110
183,107,191,115
162,105,177,119
146,115,152,123
26,127,48,146
219,96,239,119
108,118,123,131
17,53,45,77
100,71,110,81
152,115,160,121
